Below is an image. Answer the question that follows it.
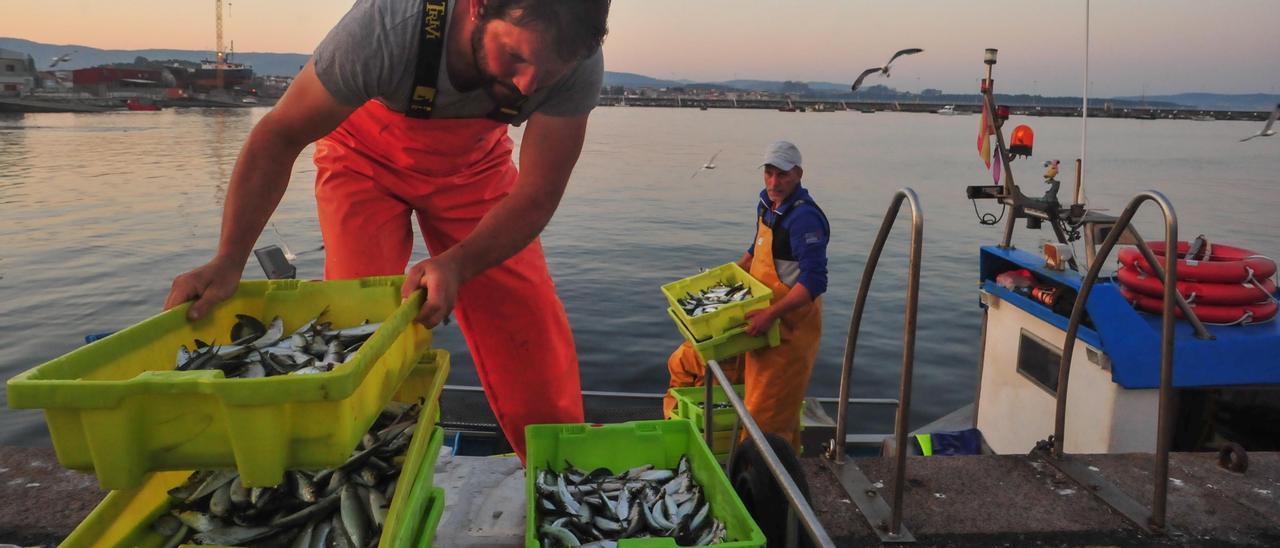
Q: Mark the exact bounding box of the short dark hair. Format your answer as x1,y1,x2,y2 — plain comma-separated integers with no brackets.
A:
483,0,610,62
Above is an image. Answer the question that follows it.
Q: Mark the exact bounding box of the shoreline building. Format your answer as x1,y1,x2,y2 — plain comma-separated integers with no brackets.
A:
0,48,38,96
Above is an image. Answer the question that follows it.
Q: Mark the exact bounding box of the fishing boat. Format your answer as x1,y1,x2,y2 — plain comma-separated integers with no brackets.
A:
124,98,161,111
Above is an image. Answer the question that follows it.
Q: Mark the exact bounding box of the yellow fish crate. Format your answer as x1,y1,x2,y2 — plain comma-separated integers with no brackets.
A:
6,276,432,489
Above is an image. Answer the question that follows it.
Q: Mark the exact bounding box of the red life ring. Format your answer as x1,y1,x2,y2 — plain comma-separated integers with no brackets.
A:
1118,286,1278,325
1117,242,1276,283
1117,264,1277,305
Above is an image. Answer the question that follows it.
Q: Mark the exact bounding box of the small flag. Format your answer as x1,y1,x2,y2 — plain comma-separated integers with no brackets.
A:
977,100,992,168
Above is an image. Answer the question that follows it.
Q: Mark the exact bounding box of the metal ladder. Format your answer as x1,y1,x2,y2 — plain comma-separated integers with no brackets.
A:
1037,190,1210,534
822,188,925,543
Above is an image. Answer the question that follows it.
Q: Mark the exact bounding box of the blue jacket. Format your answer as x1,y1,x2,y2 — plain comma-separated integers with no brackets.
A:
747,184,830,297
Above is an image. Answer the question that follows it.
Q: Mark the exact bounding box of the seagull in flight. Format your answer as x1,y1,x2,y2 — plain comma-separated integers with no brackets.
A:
690,150,722,179
48,52,74,69
851,48,924,93
1240,103,1278,142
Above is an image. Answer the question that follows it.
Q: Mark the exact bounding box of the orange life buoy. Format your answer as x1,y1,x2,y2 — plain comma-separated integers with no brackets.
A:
1118,286,1278,325
1117,264,1277,306
1117,241,1276,283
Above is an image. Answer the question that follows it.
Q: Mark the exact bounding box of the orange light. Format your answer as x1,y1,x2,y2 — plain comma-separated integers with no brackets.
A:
1010,124,1034,158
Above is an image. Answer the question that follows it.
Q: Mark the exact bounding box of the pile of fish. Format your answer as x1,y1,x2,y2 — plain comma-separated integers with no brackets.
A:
173,308,381,378
147,400,422,546
534,456,728,547
677,282,752,318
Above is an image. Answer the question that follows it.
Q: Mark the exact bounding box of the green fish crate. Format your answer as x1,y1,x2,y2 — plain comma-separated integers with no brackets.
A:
523,420,766,547
415,487,447,548
668,408,735,465
661,262,773,342
6,276,432,489
60,349,451,548
669,384,745,432
667,307,780,363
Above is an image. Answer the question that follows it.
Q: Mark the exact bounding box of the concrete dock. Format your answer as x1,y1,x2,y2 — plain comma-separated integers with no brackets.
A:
3,445,1277,546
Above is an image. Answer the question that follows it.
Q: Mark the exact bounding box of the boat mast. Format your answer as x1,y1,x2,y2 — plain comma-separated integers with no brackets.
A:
1077,0,1090,205
215,0,225,90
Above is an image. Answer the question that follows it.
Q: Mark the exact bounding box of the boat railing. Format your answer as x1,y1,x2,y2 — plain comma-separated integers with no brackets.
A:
702,359,837,547
1042,190,1186,533
823,188,925,542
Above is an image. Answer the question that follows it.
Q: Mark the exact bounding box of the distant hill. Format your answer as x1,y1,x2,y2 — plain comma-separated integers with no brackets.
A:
1113,93,1280,111
720,79,849,93
601,71,680,88
0,37,309,76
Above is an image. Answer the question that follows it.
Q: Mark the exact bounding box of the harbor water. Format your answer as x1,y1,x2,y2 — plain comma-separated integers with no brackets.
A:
1,106,1278,446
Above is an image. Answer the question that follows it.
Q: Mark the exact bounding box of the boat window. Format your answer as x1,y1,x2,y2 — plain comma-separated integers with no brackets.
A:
1017,329,1061,395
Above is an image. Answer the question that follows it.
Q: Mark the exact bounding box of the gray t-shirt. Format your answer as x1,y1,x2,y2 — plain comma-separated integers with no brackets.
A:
312,0,603,125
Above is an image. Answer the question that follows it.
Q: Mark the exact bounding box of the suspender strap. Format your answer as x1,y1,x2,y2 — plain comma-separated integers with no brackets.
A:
406,0,528,124
407,0,449,119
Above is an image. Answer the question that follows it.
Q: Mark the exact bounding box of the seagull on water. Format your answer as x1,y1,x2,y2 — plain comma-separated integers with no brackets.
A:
1239,104,1278,142
690,150,722,179
851,48,924,93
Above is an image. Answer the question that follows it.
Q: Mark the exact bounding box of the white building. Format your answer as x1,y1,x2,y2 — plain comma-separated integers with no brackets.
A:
0,48,38,96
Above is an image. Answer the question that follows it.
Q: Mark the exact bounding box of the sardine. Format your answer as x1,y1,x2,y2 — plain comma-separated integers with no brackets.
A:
340,484,369,547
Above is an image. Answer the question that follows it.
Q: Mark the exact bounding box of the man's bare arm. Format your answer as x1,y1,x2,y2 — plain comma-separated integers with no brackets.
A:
166,60,355,320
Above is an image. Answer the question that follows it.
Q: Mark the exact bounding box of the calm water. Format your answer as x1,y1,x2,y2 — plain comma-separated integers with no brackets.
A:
1,106,1277,446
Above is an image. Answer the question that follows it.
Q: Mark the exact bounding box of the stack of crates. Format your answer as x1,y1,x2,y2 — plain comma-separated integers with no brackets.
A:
669,384,808,464
662,263,781,363
669,384,746,464
6,277,451,547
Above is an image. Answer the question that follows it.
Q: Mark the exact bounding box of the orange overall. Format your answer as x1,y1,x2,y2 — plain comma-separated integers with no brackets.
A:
665,217,823,449
313,100,583,460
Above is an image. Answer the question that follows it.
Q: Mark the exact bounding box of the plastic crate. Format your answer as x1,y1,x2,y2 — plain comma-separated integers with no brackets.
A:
670,384,744,432
6,277,432,489
671,409,737,454
668,307,780,363
59,350,450,548
661,263,773,342
524,420,765,547
414,486,447,548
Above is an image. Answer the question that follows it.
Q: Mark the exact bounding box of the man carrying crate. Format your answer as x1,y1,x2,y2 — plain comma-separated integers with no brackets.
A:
163,0,610,460
664,141,830,450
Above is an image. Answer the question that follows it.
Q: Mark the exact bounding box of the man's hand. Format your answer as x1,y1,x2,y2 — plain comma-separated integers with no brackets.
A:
164,258,243,321
744,307,777,337
401,256,463,328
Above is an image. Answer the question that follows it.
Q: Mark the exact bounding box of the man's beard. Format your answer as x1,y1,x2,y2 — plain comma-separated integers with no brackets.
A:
470,20,524,105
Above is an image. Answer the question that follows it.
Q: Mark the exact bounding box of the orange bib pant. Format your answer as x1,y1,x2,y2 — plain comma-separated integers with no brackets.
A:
313,101,583,460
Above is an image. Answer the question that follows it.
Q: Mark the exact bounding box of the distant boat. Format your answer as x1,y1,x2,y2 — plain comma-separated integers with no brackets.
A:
937,105,969,116
241,96,260,105
125,99,161,111
858,108,876,114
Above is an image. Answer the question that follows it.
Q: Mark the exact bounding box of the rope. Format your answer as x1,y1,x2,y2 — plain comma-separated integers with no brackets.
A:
1243,266,1279,305
972,199,1006,225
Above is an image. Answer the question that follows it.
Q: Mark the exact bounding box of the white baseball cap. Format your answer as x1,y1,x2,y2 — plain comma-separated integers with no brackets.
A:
760,140,802,171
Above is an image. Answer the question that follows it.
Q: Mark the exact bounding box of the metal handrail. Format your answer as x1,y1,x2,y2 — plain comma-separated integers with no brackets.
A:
829,188,924,536
704,359,836,548
1051,190,1180,530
